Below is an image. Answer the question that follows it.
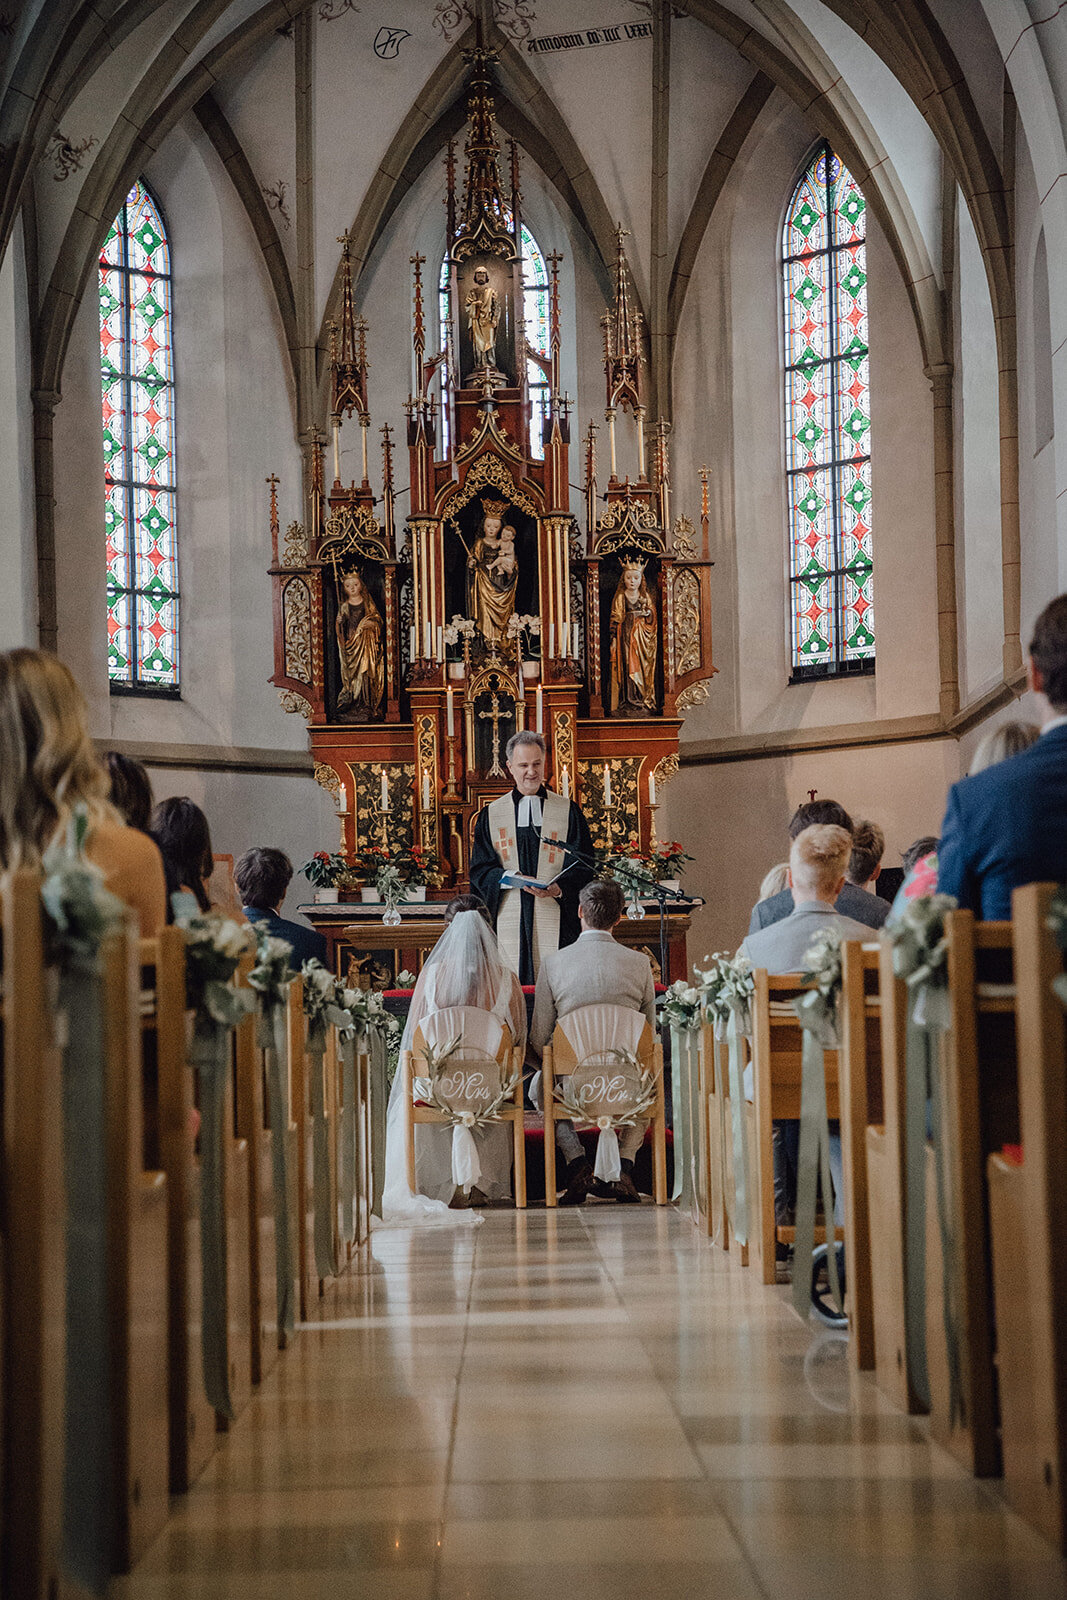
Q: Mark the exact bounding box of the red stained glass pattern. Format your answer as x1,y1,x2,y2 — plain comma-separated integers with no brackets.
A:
100,180,179,689
784,146,874,675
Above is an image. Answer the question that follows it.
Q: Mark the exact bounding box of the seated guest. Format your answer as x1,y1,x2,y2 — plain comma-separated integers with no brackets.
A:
757,862,789,903
234,846,327,968
969,719,1039,775
747,799,889,934
105,751,154,833
890,835,939,915
531,878,657,1205
151,795,215,919
741,825,870,1231
846,818,884,894
0,648,166,935
939,595,1067,917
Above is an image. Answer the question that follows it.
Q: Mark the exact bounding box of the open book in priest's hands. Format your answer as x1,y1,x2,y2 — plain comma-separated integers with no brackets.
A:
499,861,578,892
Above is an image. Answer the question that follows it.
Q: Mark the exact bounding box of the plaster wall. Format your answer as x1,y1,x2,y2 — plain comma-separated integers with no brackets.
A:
0,216,38,649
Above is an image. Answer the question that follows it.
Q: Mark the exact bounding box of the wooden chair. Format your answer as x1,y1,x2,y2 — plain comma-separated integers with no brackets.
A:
987,882,1067,1549
928,912,1016,1477
2,870,67,1600
749,970,843,1285
867,936,926,1413
543,1004,666,1207
837,940,884,1371
233,958,280,1384
402,1008,526,1207
140,928,216,1491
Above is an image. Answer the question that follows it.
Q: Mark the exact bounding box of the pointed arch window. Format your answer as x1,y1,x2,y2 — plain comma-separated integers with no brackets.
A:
99,179,180,691
783,144,874,678
439,221,551,459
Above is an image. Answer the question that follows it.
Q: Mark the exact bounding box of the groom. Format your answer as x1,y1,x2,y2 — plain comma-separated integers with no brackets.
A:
470,730,595,985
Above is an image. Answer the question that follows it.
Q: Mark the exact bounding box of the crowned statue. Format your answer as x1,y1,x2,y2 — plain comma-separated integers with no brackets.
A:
467,497,518,645
335,566,384,722
609,557,658,715
465,264,500,369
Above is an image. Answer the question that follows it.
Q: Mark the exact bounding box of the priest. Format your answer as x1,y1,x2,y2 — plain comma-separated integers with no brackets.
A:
470,730,596,985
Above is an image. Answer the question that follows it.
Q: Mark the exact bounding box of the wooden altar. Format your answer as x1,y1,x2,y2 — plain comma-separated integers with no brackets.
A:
268,46,716,978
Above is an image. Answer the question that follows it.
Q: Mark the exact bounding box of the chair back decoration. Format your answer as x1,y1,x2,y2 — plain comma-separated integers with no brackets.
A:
553,1004,658,1182
412,1007,517,1189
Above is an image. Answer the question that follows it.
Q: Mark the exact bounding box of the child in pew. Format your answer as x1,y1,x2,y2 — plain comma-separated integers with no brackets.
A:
0,647,166,935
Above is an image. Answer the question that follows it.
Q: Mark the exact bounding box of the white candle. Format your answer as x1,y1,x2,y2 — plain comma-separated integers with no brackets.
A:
648,771,656,806
380,767,389,811
409,625,417,661
422,770,431,810
535,684,543,734
436,626,443,663
423,622,431,659
548,622,555,659
446,685,455,736
572,622,579,658
561,764,570,800
337,789,349,816
603,763,612,808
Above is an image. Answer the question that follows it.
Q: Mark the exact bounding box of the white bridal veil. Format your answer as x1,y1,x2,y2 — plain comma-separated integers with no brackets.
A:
381,910,526,1226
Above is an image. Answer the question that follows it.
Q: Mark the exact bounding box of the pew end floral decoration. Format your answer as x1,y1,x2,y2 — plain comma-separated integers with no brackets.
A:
796,927,844,1047
695,952,755,1038
177,909,258,1028
658,980,702,1033
886,892,957,1028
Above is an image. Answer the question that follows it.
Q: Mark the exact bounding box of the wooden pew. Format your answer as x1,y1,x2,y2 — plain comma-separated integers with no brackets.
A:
2,870,67,1600
928,912,1016,1477
749,971,844,1285
987,883,1067,1547
233,961,279,1384
700,1021,750,1262
221,1002,253,1426
868,938,926,1413
140,929,216,1491
837,940,884,1371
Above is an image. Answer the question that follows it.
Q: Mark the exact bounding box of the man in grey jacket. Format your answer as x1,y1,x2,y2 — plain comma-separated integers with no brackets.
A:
747,798,889,934
742,824,871,1233
531,878,657,1205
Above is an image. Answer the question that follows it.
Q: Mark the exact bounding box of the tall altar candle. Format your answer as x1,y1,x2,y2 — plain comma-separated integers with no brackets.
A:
409,625,417,661
547,622,555,659
648,770,657,806
571,622,579,659
535,684,543,734
436,626,443,663
446,685,455,736
380,767,389,811
423,622,431,659
603,763,612,808
422,770,430,811
561,764,570,800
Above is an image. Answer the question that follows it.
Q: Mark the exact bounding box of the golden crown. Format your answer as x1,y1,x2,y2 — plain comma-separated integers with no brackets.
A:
480,495,509,516
622,557,647,575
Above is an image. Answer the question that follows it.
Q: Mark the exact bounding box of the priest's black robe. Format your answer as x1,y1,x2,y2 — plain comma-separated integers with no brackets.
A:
469,787,596,986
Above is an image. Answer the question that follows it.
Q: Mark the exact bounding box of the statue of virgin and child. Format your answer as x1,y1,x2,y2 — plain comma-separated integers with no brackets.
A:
466,496,518,646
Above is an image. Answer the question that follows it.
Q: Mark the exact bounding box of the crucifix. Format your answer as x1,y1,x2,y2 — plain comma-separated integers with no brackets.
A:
807,788,818,804
478,693,508,778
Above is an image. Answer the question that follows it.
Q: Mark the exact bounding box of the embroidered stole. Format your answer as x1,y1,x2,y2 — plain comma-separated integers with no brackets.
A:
487,790,571,978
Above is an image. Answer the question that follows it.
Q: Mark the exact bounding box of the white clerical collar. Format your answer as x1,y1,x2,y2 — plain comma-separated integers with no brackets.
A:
516,794,543,828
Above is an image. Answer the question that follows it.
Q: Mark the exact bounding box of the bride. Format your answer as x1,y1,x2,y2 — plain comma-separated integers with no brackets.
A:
381,896,526,1226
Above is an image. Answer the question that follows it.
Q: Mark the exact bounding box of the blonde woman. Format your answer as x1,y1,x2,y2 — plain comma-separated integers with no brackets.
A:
0,648,166,935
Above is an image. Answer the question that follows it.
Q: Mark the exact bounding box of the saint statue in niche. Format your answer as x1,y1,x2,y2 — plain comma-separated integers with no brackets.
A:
465,265,499,368
467,498,518,646
335,567,384,722
609,557,658,714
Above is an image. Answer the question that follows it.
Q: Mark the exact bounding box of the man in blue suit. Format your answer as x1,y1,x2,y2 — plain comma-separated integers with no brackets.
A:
234,846,328,970
938,595,1067,918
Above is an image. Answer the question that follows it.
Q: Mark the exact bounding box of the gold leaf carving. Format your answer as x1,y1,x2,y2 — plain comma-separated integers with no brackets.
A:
314,762,341,802
672,567,701,677
283,577,312,682
576,756,641,854
676,680,710,712
283,520,308,566
651,753,679,790
443,454,540,520
671,514,696,556
278,688,312,720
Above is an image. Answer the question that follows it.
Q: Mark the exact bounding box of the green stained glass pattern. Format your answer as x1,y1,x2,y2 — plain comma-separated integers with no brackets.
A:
98,179,179,689
783,145,873,673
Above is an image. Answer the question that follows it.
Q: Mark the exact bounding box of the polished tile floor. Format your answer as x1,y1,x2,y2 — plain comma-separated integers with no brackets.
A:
115,1209,1067,1599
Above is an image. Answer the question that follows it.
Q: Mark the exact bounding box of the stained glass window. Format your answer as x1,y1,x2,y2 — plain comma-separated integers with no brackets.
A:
99,179,179,690
783,144,874,678
439,221,551,459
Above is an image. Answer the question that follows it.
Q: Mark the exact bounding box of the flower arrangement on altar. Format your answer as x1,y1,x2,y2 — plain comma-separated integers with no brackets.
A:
651,840,693,880
359,842,442,893
299,850,348,890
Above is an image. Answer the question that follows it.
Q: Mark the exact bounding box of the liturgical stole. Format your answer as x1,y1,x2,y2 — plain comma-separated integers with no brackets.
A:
487,790,571,978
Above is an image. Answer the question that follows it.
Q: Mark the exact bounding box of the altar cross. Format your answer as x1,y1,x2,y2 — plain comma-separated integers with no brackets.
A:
478,693,509,778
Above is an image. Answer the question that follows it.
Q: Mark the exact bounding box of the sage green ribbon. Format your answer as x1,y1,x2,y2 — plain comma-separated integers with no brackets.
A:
712,1027,732,1234
368,1024,388,1219
339,1031,357,1246
683,1027,703,1217
903,987,962,1423
669,1025,687,1204
791,1015,842,1323
59,969,113,1594
190,1016,235,1420
258,1008,295,1339
724,1008,750,1246
307,1024,337,1280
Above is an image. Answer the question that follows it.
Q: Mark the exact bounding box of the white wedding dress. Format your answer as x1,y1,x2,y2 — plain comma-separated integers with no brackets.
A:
380,910,527,1227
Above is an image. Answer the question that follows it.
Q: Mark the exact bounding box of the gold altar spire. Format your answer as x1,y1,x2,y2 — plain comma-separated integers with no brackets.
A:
330,230,370,425
604,225,643,416
453,47,514,260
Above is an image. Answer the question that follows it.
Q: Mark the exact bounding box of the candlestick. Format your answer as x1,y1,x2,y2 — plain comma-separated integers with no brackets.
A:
561,763,570,800
648,770,656,806
603,762,612,809
380,767,389,812
446,684,455,736
535,684,543,734
445,733,459,797
648,800,659,850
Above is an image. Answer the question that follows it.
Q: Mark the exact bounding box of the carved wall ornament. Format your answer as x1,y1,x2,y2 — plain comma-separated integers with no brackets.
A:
415,714,439,855
321,503,388,563
593,494,663,557
651,752,679,791
552,708,575,780
261,179,291,229
352,763,415,854
314,763,341,803
441,453,540,521
319,0,359,17
671,514,696,556
49,130,96,181
283,520,308,566
676,680,710,712
672,566,701,678
577,757,641,854
282,577,313,682
277,688,312,719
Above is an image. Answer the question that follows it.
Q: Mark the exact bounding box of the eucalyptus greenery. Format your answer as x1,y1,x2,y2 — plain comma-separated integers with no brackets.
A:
247,931,295,1011
887,892,957,992
301,957,354,1034
41,809,126,972
412,1036,519,1127
695,952,755,1036
552,1048,658,1128
658,979,703,1032
176,908,258,1029
795,926,844,1048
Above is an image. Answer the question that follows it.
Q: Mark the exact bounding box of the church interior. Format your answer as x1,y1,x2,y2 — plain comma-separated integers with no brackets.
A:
4,0,1067,1594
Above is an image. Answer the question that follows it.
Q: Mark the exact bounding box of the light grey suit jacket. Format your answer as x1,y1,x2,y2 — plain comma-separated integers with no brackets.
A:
740,900,872,974
530,929,657,1054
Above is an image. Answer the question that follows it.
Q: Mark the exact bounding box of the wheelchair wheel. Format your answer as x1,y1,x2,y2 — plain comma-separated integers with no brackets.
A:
810,1242,848,1328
